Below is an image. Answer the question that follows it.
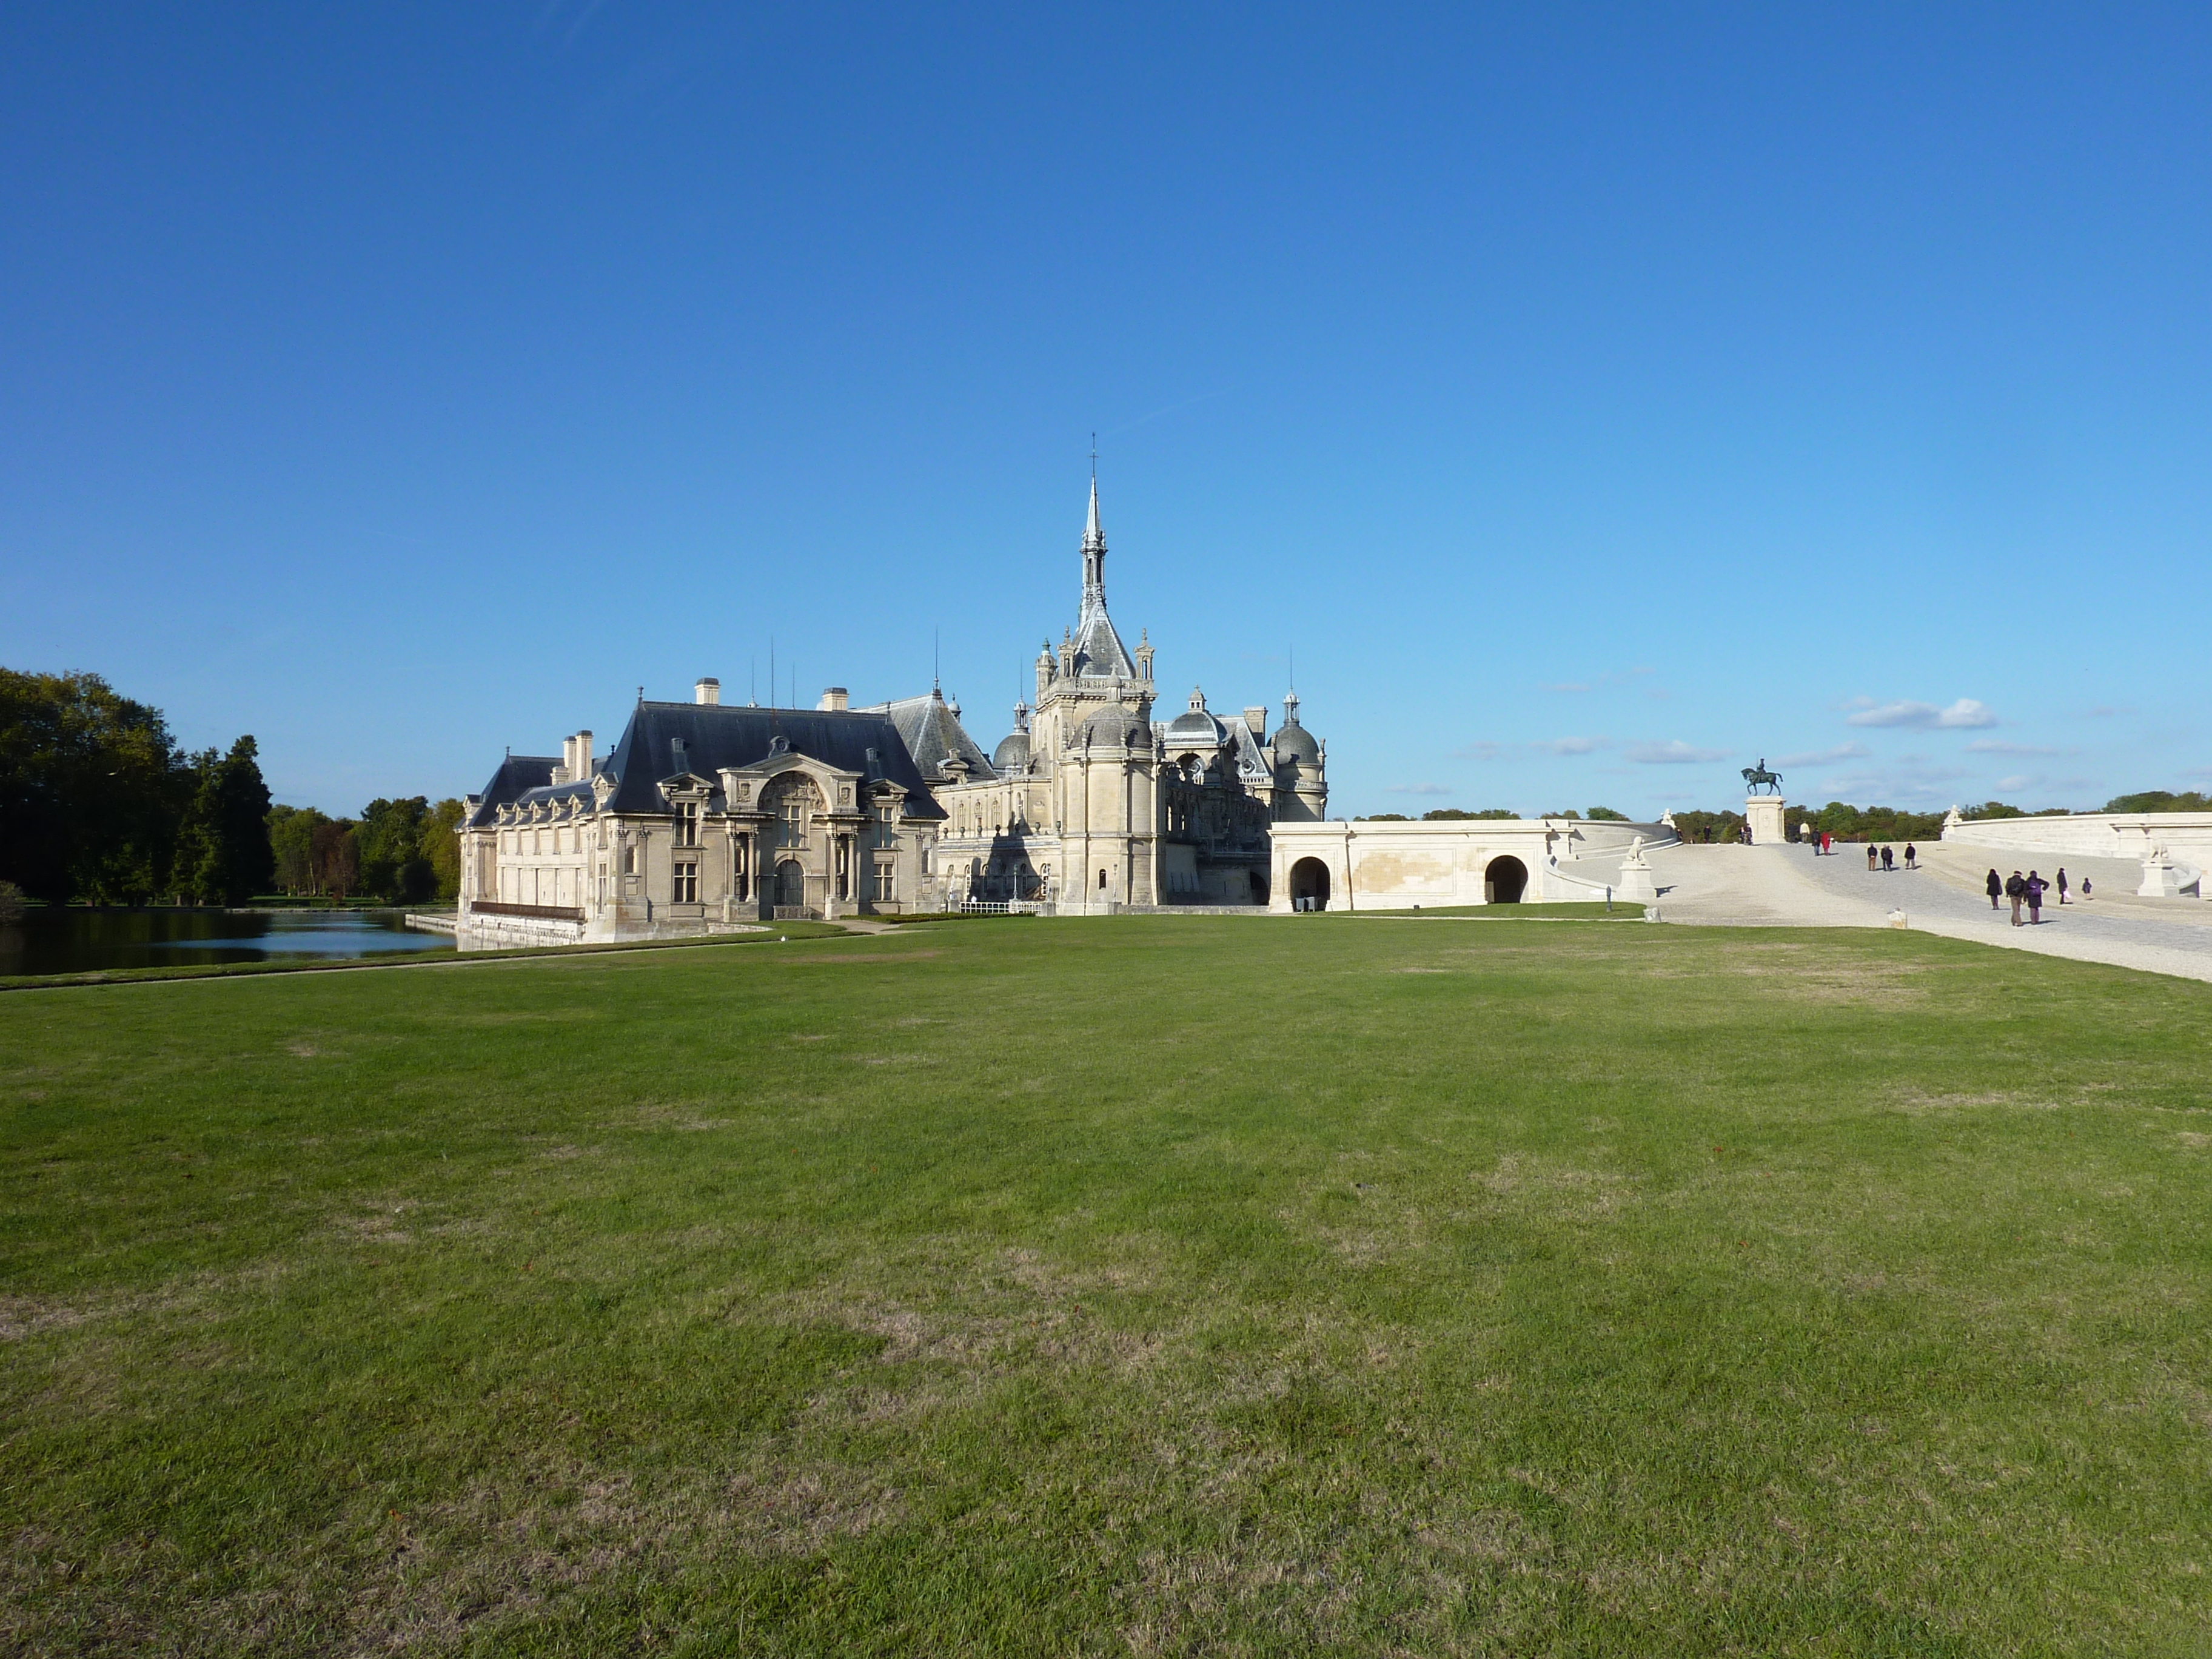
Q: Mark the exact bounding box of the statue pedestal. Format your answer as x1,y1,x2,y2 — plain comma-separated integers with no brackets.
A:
1616,838,1659,902
2139,849,2182,898
1744,796,1788,846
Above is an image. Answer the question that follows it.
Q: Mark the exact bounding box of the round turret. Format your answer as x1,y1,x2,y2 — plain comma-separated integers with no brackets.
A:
1273,720,1319,764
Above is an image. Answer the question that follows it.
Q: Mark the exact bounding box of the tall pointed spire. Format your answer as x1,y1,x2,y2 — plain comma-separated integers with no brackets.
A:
1082,469,1105,597
1068,455,1135,679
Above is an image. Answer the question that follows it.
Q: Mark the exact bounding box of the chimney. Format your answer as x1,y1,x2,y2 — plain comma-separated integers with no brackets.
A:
552,734,576,785
575,729,593,777
695,677,720,706
1243,707,1267,736
817,686,849,712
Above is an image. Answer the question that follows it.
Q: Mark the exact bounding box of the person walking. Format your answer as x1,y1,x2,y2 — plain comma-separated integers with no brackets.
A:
2057,866,2070,904
2006,870,2026,926
1801,819,1814,849
2026,870,2046,924
1904,842,1918,870
1986,868,2002,910
1866,845,1879,871
2081,876,2093,901
1881,844,1894,872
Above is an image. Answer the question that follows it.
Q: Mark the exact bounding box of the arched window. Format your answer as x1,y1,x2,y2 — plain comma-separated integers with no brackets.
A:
1098,868,1107,890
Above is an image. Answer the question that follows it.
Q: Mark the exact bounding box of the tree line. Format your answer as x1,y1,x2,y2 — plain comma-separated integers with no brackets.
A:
1,668,463,908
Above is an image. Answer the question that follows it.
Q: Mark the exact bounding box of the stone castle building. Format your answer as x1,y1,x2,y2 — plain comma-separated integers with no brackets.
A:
455,475,1326,942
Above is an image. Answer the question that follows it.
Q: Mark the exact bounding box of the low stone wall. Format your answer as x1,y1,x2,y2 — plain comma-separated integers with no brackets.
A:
1268,819,1669,912
1942,813,2211,893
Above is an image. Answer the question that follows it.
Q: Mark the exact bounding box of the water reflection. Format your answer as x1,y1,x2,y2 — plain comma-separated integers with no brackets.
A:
0,910,457,977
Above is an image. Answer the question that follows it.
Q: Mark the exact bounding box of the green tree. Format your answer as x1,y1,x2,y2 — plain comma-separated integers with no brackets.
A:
1355,813,1412,822
267,805,331,896
0,668,189,903
175,737,276,905
1419,808,1520,821
357,796,434,903
1585,806,1628,821
2105,791,2211,814
423,798,466,901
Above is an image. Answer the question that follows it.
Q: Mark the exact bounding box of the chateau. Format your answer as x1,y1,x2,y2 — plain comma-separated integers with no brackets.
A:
455,475,1327,942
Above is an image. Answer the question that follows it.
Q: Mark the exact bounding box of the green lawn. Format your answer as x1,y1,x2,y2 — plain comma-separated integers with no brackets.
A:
3,916,2209,1655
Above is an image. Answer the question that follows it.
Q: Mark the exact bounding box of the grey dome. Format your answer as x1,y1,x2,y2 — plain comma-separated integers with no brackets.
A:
1273,719,1319,764
993,730,1031,770
1166,709,1226,745
1079,708,1148,748
1165,686,1226,748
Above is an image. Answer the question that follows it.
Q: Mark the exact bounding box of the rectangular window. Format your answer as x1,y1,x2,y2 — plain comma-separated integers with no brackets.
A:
622,845,636,874
873,860,896,902
674,800,700,848
672,860,698,903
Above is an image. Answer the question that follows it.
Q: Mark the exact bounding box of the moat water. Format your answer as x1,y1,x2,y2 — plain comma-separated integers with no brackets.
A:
0,909,456,977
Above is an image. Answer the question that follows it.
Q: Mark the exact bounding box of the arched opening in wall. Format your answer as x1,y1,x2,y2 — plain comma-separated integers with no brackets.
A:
1485,855,1528,904
1289,857,1330,911
775,859,806,908
1249,870,1268,904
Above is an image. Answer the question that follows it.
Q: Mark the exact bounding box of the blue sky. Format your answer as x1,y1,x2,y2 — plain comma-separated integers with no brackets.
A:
4,5,2208,818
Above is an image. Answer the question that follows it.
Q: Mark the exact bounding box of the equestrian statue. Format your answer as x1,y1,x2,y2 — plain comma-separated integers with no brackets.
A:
1741,759,1784,796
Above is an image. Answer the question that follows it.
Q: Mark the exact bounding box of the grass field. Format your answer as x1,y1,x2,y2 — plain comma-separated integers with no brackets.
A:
3,914,2210,1655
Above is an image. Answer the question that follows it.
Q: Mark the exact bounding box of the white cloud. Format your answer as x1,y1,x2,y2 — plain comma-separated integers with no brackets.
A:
1819,759,1969,802
1966,740,2064,756
1774,742,1869,767
1451,740,1502,761
1387,782,1453,796
1845,698,1998,730
1624,740,1732,765
1996,774,2037,792
1535,736,1608,756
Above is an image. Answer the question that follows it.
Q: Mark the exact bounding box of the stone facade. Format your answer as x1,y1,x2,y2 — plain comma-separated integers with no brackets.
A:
457,692,950,945
455,474,1328,941
919,475,1327,913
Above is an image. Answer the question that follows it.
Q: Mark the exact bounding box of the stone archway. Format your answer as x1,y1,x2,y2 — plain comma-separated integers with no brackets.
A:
775,858,806,908
1289,857,1331,911
1485,855,1527,904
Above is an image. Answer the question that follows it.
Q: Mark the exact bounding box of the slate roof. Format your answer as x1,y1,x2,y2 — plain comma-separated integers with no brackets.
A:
868,691,997,784
595,701,948,820
464,755,561,829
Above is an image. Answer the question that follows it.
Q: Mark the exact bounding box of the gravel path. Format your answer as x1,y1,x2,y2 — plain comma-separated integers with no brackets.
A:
1641,842,2212,985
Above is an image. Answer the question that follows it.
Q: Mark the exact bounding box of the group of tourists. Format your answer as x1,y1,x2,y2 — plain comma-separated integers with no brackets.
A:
1987,866,2084,925
1801,824,1920,870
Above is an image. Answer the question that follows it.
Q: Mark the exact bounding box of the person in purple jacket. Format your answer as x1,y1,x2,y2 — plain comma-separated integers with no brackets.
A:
2026,870,2046,923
